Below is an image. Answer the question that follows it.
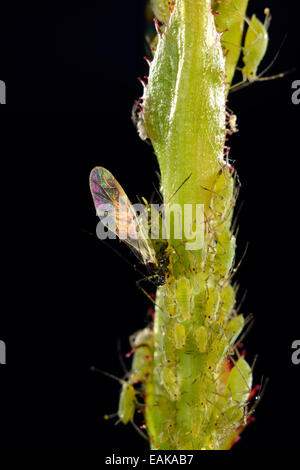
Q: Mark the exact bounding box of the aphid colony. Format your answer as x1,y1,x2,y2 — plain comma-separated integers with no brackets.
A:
90,161,258,449
88,0,276,450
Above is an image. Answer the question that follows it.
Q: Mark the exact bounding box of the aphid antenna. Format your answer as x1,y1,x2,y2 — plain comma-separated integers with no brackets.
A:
104,412,119,421
134,398,146,408
247,376,269,416
233,343,241,360
136,194,143,206
225,104,236,114
199,183,223,200
151,181,164,204
208,197,238,234
214,420,238,436
135,277,165,312
211,389,228,401
206,398,226,417
159,173,192,216
154,170,161,183
230,34,292,93
229,241,249,280
251,354,259,373
235,288,248,315
130,420,149,442
116,338,129,376
233,315,254,345
90,366,128,387
263,8,272,29
232,3,270,36
231,200,245,235
256,33,288,79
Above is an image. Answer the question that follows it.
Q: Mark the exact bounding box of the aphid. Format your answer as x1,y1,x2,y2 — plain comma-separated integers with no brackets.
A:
90,166,169,285
225,356,252,406
230,8,286,91
118,382,137,424
225,314,245,346
172,323,186,350
241,9,271,82
195,326,208,353
90,367,137,425
174,277,194,321
161,366,180,401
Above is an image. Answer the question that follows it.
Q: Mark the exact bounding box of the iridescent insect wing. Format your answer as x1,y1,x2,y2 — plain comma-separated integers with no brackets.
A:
89,167,156,265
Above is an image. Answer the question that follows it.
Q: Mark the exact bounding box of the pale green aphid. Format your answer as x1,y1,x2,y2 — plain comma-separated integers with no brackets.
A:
218,284,236,325
214,231,236,279
231,8,285,90
92,367,137,425
161,366,180,401
242,13,270,81
204,287,220,324
175,277,193,321
206,313,244,367
195,326,208,353
118,382,137,424
212,356,253,428
164,278,178,317
225,356,252,406
164,293,177,317
225,314,245,345
172,323,186,349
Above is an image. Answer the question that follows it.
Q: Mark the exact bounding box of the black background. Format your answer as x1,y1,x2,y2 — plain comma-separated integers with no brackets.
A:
0,0,299,451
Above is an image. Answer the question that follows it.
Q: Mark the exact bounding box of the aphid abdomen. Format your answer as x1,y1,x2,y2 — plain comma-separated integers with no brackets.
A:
118,383,136,424
195,326,208,353
172,323,186,350
175,277,194,321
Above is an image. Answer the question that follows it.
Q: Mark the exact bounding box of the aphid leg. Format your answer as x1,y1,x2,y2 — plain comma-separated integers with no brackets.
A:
130,420,149,442
256,34,289,81
230,34,290,93
247,377,269,417
135,278,167,316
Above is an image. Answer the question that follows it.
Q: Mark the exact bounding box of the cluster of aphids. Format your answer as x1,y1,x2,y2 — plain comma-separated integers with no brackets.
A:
88,0,286,447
